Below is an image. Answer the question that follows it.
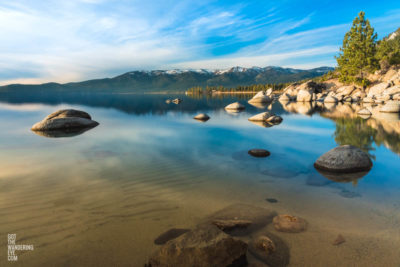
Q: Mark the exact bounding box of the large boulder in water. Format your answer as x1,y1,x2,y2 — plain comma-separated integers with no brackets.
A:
225,102,245,111
31,109,99,131
314,145,372,173
248,112,271,121
248,90,273,103
146,225,248,267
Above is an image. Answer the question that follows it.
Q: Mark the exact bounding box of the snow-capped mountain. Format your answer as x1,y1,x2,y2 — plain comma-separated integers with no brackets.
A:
1,66,334,93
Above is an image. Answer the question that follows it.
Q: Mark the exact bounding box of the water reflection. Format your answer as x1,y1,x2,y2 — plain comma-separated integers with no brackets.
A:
315,168,369,186
32,126,97,138
0,93,399,266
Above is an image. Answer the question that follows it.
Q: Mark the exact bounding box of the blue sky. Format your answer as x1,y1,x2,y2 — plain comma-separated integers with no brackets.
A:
0,0,399,84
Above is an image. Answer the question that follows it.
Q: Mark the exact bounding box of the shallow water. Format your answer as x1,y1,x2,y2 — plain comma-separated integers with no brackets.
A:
0,93,399,266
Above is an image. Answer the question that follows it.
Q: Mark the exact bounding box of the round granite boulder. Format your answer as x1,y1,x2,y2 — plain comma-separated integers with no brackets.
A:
31,109,99,131
248,149,270,158
314,145,372,173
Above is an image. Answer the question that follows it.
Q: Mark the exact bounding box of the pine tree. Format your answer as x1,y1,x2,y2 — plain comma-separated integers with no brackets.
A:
336,11,378,87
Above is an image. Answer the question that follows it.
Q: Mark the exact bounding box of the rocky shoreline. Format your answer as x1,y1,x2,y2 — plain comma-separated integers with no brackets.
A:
278,66,400,114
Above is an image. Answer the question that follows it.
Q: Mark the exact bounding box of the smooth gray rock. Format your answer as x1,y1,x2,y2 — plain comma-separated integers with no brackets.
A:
314,145,372,173
31,109,99,131
147,225,248,267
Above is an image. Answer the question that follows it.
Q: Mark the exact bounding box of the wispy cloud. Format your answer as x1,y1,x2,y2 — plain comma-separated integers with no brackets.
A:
0,1,399,85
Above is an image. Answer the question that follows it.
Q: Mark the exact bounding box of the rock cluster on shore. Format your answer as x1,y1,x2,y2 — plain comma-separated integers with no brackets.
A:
277,66,400,115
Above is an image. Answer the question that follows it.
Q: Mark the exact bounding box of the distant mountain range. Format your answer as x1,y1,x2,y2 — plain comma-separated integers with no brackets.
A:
0,66,334,93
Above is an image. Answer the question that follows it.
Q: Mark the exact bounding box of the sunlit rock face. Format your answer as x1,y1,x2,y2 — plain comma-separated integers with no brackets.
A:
225,102,245,111
248,90,273,104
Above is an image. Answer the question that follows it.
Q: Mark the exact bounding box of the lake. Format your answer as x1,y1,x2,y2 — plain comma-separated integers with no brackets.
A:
0,92,399,266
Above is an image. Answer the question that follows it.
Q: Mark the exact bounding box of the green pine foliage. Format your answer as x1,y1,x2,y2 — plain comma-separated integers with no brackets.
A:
376,28,400,70
336,11,378,87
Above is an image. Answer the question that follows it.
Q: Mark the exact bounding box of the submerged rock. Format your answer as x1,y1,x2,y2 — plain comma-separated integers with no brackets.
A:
273,214,307,233
154,228,190,245
225,102,245,111
248,232,290,267
314,145,373,173
193,113,210,121
212,219,252,231
31,109,99,132
332,234,346,246
204,204,276,236
253,235,276,255
248,149,270,158
147,225,248,267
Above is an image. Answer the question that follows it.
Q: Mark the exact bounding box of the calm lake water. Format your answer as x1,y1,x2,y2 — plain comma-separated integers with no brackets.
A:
0,93,399,266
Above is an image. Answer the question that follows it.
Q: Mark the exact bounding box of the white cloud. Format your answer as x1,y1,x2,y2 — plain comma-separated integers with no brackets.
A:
0,1,399,85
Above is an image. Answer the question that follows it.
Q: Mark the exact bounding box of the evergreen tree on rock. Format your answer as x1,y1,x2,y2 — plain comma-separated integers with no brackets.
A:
336,11,378,87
